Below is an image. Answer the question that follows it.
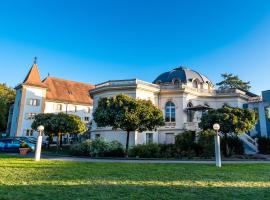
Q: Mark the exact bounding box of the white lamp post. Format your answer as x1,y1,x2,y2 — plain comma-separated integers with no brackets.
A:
213,123,221,167
35,125,44,161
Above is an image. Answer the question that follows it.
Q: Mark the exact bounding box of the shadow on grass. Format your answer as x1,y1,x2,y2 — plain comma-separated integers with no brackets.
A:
0,184,269,200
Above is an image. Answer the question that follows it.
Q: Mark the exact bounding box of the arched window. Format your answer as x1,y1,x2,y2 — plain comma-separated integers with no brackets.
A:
192,80,198,88
165,101,175,122
187,102,194,122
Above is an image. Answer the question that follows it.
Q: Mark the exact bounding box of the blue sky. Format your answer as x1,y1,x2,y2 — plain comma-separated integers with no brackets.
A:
0,0,270,94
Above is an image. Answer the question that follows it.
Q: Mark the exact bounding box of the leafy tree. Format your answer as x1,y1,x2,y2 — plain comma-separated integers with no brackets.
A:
199,106,257,156
0,83,16,132
216,73,251,91
32,113,87,149
93,94,165,155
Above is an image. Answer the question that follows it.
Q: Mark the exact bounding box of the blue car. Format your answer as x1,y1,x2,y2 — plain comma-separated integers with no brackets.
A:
0,138,35,152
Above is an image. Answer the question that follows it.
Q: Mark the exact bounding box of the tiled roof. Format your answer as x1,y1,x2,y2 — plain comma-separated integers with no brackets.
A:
22,64,47,88
43,76,94,105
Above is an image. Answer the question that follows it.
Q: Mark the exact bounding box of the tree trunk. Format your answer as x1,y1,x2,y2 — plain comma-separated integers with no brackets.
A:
224,132,229,157
47,134,52,149
57,132,62,151
125,131,130,157
60,134,63,148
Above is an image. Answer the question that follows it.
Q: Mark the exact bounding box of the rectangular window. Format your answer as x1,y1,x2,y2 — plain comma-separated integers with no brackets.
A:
26,113,37,120
87,107,91,113
265,106,270,121
84,117,90,122
146,133,153,144
165,133,175,144
28,99,40,106
56,104,62,111
25,129,34,136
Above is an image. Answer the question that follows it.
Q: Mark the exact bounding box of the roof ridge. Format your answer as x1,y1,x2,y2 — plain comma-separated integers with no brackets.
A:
43,76,94,86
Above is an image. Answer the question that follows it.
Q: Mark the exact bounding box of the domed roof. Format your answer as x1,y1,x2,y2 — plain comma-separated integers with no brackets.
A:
153,67,212,85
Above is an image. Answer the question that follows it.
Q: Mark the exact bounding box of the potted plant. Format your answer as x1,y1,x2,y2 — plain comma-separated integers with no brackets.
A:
19,142,30,155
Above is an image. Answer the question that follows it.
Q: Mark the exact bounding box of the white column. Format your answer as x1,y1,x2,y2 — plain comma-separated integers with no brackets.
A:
214,134,221,167
35,134,43,161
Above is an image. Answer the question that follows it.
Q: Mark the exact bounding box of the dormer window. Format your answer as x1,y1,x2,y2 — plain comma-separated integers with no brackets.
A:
156,80,161,85
172,78,180,85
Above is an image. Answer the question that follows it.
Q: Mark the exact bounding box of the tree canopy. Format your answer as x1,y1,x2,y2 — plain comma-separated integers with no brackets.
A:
216,73,251,91
199,106,257,134
0,83,16,132
93,94,165,154
32,113,87,148
199,106,257,156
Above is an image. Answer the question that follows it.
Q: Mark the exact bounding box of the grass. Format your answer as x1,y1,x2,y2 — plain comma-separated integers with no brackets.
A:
0,154,270,200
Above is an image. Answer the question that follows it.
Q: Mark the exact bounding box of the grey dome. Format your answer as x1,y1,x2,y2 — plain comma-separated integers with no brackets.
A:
153,67,212,85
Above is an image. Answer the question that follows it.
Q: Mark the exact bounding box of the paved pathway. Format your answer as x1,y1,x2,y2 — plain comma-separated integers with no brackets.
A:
5,153,270,164
44,156,270,164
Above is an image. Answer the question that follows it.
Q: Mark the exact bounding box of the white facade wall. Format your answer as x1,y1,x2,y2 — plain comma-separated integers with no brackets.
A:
10,86,93,138
10,88,22,136
20,87,46,137
44,101,92,123
90,79,251,145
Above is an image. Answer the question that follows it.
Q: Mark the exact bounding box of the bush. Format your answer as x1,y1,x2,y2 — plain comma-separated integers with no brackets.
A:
129,143,160,158
70,139,92,156
197,131,215,158
104,140,125,157
227,135,244,155
221,135,244,156
257,137,270,154
90,138,109,157
158,144,177,158
70,139,125,157
175,131,197,157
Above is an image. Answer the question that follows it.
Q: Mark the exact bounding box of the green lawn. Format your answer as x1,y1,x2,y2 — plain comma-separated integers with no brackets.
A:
0,154,270,200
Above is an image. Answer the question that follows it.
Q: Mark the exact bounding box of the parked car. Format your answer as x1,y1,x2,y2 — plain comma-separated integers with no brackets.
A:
14,137,47,146
0,138,35,152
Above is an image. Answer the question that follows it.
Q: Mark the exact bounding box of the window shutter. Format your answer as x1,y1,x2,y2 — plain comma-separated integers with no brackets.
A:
36,99,40,106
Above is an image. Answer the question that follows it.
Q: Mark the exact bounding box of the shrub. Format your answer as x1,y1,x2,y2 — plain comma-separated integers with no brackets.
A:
158,144,177,158
129,143,160,158
90,138,109,157
221,135,244,156
70,139,92,156
20,142,30,148
227,135,244,155
257,137,270,154
197,131,215,158
70,139,125,157
105,140,125,157
175,131,197,157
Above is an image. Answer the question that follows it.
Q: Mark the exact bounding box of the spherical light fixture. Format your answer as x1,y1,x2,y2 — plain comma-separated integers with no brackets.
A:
213,123,220,131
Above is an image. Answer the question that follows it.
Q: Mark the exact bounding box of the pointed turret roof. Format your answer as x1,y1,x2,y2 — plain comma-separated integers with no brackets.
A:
16,62,47,89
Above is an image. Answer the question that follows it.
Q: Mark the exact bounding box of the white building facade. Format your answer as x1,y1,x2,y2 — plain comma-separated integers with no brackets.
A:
9,62,94,138
90,67,257,146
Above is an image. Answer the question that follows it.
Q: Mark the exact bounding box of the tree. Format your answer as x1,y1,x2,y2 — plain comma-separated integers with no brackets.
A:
0,83,16,132
93,94,165,155
32,113,87,149
199,106,257,156
216,73,251,91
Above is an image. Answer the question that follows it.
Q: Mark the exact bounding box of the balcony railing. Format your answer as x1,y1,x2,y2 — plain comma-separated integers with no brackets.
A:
164,122,176,128
184,122,199,131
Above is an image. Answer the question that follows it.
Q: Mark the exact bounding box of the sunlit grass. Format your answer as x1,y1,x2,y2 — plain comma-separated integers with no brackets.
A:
0,154,270,200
